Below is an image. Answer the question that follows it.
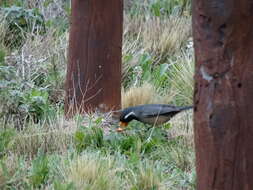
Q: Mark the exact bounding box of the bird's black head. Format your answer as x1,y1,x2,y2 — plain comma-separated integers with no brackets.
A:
119,108,138,127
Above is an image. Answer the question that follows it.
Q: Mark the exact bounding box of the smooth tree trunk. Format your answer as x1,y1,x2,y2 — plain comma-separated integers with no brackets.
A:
193,0,253,189
65,0,123,117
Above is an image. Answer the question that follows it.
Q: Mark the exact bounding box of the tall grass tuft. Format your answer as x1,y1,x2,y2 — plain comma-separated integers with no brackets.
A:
122,82,174,108
62,153,121,190
142,16,191,59
129,161,166,190
169,50,194,105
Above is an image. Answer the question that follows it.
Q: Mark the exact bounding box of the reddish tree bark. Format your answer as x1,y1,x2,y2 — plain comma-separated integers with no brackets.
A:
193,0,253,189
65,0,123,116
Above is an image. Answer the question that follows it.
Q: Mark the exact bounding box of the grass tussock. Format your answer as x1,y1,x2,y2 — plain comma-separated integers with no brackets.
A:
142,16,191,59
62,153,120,190
169,109,194,145
122,82,174,108
123,15,191,57
0,156,18,186
10,117,76,157
169,50,194,105
130,163,165,190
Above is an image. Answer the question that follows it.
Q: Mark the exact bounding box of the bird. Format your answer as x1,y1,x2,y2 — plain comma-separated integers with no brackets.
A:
117,104,193,132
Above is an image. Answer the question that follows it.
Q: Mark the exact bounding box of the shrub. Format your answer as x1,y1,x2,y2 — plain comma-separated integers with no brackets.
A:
74,127,104,153
1,6,45,49
29,154,49,187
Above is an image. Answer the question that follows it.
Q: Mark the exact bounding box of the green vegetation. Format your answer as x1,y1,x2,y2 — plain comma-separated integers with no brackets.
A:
1,6,46,49
0,0,195,189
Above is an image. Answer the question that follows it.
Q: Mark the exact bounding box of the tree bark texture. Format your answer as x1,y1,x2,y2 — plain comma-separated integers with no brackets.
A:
65,0,122,116
193,0,253,189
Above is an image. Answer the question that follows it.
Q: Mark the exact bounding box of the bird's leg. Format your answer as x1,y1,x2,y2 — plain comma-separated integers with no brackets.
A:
146,125,156,143
146,114,160,142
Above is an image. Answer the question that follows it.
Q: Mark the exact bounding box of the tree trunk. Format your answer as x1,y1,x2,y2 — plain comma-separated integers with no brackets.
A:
193,0,253,189
65,0,123,117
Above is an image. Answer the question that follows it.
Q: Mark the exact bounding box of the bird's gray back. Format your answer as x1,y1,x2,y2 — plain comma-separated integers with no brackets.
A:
133,104,182,117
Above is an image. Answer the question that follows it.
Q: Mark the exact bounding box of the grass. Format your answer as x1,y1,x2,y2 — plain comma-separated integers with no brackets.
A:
121,82,175,108
142,16,191,59
0,0,195,189
61,153,120,190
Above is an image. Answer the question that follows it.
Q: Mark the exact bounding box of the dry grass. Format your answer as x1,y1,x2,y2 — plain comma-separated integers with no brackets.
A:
62,153,121,190
169,109,194,146
0,154,31,189
10,117,76,156
142,16,191,59
122,14,192,79
6,28,68,83
9,110,119,157
0,14,8,50
81,111,118,135
123,14,191,59
0,156,18,186
121,82,176,108
61,154,168,190
131,165,166,190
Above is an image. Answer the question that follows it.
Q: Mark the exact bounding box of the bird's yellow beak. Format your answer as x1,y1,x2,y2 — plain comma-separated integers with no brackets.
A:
116,122,128,132
119,121,128,127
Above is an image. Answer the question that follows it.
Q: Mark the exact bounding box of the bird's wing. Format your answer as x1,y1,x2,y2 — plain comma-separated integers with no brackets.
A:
139,105,180,117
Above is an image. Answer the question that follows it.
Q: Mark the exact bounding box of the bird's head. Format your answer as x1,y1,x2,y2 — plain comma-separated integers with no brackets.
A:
117,108,137,131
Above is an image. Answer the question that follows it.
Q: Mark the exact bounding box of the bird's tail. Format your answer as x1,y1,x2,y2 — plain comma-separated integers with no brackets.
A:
178,105,193,111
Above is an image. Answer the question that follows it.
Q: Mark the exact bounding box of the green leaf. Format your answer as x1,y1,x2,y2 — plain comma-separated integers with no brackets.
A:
151,3,161,17
30,154,49,187
43,0,53,8
159,63,169,76
0,49,5,63
95,117,103,125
